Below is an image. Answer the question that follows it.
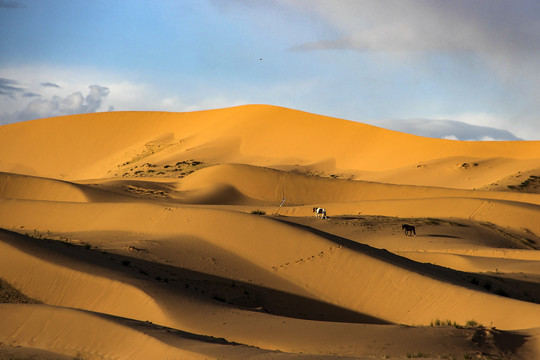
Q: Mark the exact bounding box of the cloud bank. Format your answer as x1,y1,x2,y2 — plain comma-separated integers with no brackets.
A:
19,85,111,121
366,118,522,141
0,76,111,123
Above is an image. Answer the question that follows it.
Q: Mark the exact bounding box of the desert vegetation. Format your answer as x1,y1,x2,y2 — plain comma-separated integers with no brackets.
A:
119,159,207,178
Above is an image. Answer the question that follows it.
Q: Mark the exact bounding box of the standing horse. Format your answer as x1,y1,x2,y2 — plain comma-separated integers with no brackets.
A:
313,207,327,219
402,224,416,236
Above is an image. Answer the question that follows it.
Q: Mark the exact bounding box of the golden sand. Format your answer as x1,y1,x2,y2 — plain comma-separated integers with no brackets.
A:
1,105,539,359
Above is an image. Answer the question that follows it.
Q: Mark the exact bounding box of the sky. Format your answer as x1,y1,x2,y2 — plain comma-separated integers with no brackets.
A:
1,0,539,140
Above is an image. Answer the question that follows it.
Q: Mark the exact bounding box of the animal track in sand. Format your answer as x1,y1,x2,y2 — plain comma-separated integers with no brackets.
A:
272,245,341,270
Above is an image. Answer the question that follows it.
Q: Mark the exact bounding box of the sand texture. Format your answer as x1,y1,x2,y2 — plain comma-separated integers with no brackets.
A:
1,105,540,359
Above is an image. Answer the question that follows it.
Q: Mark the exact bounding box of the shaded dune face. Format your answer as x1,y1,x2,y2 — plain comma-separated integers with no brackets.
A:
1,105,540,359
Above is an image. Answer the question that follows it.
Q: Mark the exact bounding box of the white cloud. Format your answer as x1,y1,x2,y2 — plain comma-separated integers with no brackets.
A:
0,65,251,124
365,118,522,141
16,85,110,121
106,81,248,113
429,112,537,140
0,66,119,123
433,112,507,129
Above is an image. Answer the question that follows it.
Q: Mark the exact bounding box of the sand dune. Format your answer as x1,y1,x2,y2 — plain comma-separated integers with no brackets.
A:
176,163,540,204
1,105,540,359
0,172,131,202
1,105,539,184
0,227,535,359
0,304,213,360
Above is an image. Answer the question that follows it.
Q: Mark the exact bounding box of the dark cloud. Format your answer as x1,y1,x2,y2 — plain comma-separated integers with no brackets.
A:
287,0,540,87
283,0,540,139
0,0,26,9
41,82,61,88
291,0,540,58
0,78,24,98
367,118,522,141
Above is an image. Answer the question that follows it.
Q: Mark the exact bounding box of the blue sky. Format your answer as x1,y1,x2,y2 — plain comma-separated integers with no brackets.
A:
1,0,539,140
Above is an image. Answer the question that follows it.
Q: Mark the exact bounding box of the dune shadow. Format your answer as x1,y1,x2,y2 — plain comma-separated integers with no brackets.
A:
271,217,450,271
0,228,389,325
424,234,463,239
270,218,540,305
491,329,530,356
89,309,246,347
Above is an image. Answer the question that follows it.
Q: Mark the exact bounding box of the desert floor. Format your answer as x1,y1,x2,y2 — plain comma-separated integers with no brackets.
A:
1,105,540,359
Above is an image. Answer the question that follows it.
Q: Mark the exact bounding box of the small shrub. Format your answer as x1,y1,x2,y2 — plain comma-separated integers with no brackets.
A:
431,318,456,327
407,353,429,358
465,319,478,327
250,210,266,215
425,218,441,225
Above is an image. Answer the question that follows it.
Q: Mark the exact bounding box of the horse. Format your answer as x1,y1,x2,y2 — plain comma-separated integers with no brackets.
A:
313,207,327,219
402,224,416,236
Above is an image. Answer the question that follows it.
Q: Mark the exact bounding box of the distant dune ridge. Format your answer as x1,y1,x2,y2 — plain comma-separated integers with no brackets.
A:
1,104,540,359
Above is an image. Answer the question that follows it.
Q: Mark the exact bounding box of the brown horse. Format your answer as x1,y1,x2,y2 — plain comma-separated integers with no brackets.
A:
402,224,416,236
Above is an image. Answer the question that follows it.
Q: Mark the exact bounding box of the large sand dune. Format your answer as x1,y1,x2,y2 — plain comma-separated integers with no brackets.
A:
1,105,540,359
